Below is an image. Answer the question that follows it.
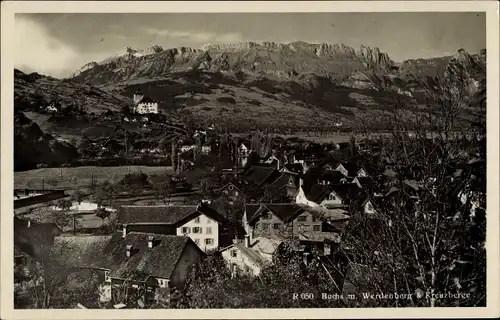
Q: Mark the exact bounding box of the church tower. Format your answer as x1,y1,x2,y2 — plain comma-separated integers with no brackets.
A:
133,89,144,105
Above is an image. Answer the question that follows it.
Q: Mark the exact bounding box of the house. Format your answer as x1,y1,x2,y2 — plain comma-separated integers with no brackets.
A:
281,162,305,175
220,236,279,277
49,233,203,306
352,177,383,197
242,203,305,243
238,142,251,155
316,170,349,185
46,100,62,113
269,172,300,199
243,203,348,257
132,89,158,114
117,203,226,252
295,180,360,208
335,163,368,178
220,181,243,201
240,166,281,188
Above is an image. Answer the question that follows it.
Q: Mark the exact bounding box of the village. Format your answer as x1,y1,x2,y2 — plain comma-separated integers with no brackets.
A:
13,88,486,309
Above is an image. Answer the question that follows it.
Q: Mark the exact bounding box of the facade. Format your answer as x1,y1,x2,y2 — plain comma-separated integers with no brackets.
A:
132,90,158,114
220,236,282,277
49,233,204,307
295,181,359,208
117,203,226,252
176,214,219,251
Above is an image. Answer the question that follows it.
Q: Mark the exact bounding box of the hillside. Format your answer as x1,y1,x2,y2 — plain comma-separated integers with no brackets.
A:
14,69,131,114
14,42,486,133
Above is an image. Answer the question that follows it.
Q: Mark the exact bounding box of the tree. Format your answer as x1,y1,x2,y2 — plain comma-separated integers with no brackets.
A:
94,207,110,226
341,69,486,307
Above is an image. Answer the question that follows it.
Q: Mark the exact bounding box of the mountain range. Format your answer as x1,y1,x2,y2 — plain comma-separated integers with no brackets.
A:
15,41,486,133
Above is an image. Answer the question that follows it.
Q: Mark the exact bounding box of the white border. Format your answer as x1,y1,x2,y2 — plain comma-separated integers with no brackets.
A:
1,2,499,319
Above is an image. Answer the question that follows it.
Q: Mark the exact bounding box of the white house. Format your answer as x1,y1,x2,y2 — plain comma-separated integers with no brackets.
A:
295,180,355,208
176,213,219,252
220,236,280,277
132,90,158,114
117,203,225,252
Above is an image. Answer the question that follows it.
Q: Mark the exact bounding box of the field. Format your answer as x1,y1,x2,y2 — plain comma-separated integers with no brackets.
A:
14,166,173,190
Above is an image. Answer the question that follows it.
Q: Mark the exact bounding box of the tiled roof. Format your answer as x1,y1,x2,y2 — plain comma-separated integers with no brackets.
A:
298,204,351,222
118,203,225,225
241,166,279,186
298,231,341,243
245,203,304,224
317,170,345,184
270,173,297,189
14,219,62,262
98,232,200,280
48,235,112,268
234,243,267,267
138,96,156,104
283,163,303,174
340,163,361,176
250,237,282,256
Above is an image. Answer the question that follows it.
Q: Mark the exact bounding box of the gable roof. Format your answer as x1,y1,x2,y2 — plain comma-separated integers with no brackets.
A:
245,203,305,224
338,162,363,177
241,166,280,186
118,203,225,225
283,163,304,174
48,235,113,269
317,170,346,184
250,237,282,256
221,242,267,268
303,183,361,204
270,172,298,189
97,232,201,281
298,204,351,222
14,219,62,262
138,96,156,104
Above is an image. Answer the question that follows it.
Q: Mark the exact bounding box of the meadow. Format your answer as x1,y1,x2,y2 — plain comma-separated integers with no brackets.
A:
14,165,173,190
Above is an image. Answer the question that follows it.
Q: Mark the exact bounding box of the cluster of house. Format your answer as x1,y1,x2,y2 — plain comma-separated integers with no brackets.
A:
17,135,484,309
35,146,390,307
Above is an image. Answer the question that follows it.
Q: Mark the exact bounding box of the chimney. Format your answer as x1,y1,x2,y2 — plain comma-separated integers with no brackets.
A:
126,245,132,258
122,224,128,238
27,220,31,228
244,235,250,248
148,235,154,249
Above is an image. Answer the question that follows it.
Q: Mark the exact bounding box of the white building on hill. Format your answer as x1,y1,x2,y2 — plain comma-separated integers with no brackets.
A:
132,89,158,114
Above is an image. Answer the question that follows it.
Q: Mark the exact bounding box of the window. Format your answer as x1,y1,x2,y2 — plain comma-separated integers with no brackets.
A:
273,223,281,230
297,215,307,222
231,250,237,257
181,227,190,234
328,193,337,200
193,227,201,234
206,227,212,234
194,217,200,223
205,238,214,245
260,223,270,230
228,185,234,190
313,225,321,231
262,212,272,220
104,270,111,282
234,191,239,196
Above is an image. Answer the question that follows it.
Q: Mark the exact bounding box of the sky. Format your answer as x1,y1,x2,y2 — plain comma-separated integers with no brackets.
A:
14,12,486,78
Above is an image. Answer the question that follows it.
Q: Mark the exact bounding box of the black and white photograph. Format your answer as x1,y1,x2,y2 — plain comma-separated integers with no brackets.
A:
2,1,499,318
